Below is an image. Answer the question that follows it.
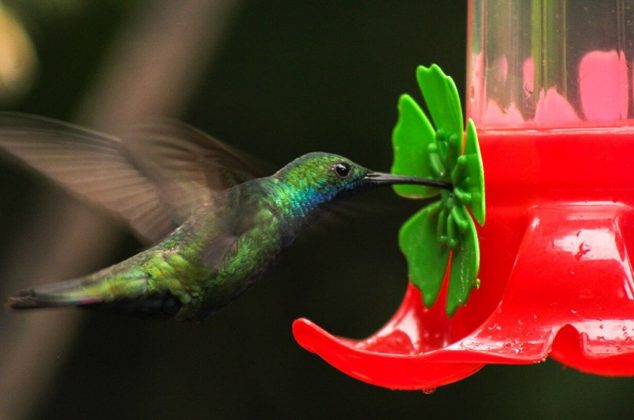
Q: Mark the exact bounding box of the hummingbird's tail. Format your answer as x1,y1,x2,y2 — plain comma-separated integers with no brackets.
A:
7,271,183,319
8,281,101,309
8,272,147,310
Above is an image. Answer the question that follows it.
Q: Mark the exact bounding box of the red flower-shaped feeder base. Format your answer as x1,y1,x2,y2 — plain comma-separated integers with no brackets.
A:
293,128,634,389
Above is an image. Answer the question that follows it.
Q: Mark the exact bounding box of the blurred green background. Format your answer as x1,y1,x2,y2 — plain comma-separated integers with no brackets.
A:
1,1,634,419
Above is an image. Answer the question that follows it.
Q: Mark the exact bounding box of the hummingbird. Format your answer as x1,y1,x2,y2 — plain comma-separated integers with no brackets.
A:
1,113,451,321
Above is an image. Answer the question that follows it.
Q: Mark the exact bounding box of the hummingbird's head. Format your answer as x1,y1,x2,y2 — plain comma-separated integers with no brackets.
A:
274,152,370,204
274,152,451,210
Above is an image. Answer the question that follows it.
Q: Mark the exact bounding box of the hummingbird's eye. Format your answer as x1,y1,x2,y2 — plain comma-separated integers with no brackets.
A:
333,162,351,178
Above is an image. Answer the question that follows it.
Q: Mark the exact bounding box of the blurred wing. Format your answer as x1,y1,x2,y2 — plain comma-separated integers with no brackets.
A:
126,120,269,219
0,113,176,242
0,113,267,243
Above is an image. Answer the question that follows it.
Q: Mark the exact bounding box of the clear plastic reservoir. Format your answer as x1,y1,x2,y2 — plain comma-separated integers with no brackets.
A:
467,0,634,128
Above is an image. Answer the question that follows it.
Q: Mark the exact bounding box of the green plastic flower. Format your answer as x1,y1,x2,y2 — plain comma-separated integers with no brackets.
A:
391,64,485,316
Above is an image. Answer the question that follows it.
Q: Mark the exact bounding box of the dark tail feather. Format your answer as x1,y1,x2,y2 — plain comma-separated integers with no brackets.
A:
8,281,182,319
9,289,62,309
7,278,105,310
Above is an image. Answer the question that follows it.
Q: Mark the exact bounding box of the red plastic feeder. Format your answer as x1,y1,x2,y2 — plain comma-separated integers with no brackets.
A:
293,0,634,389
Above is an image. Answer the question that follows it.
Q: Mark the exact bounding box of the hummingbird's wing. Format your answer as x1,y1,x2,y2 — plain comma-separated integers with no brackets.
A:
0,113,267,243
125,119,268,222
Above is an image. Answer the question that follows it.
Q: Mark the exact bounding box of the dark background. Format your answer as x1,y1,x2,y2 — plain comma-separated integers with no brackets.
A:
1,1,633,419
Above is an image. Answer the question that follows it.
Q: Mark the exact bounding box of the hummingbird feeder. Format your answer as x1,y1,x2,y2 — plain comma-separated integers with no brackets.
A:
292,0,634,390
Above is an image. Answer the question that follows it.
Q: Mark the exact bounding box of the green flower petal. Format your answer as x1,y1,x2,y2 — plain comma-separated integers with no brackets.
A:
416,65,463,146
393,64,485,317
446,218,480,315
462,118,486,225
399,201,450,307
391,94,439,199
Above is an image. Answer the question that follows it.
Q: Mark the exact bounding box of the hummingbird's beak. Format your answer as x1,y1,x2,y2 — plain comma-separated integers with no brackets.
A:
364,172,453,190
